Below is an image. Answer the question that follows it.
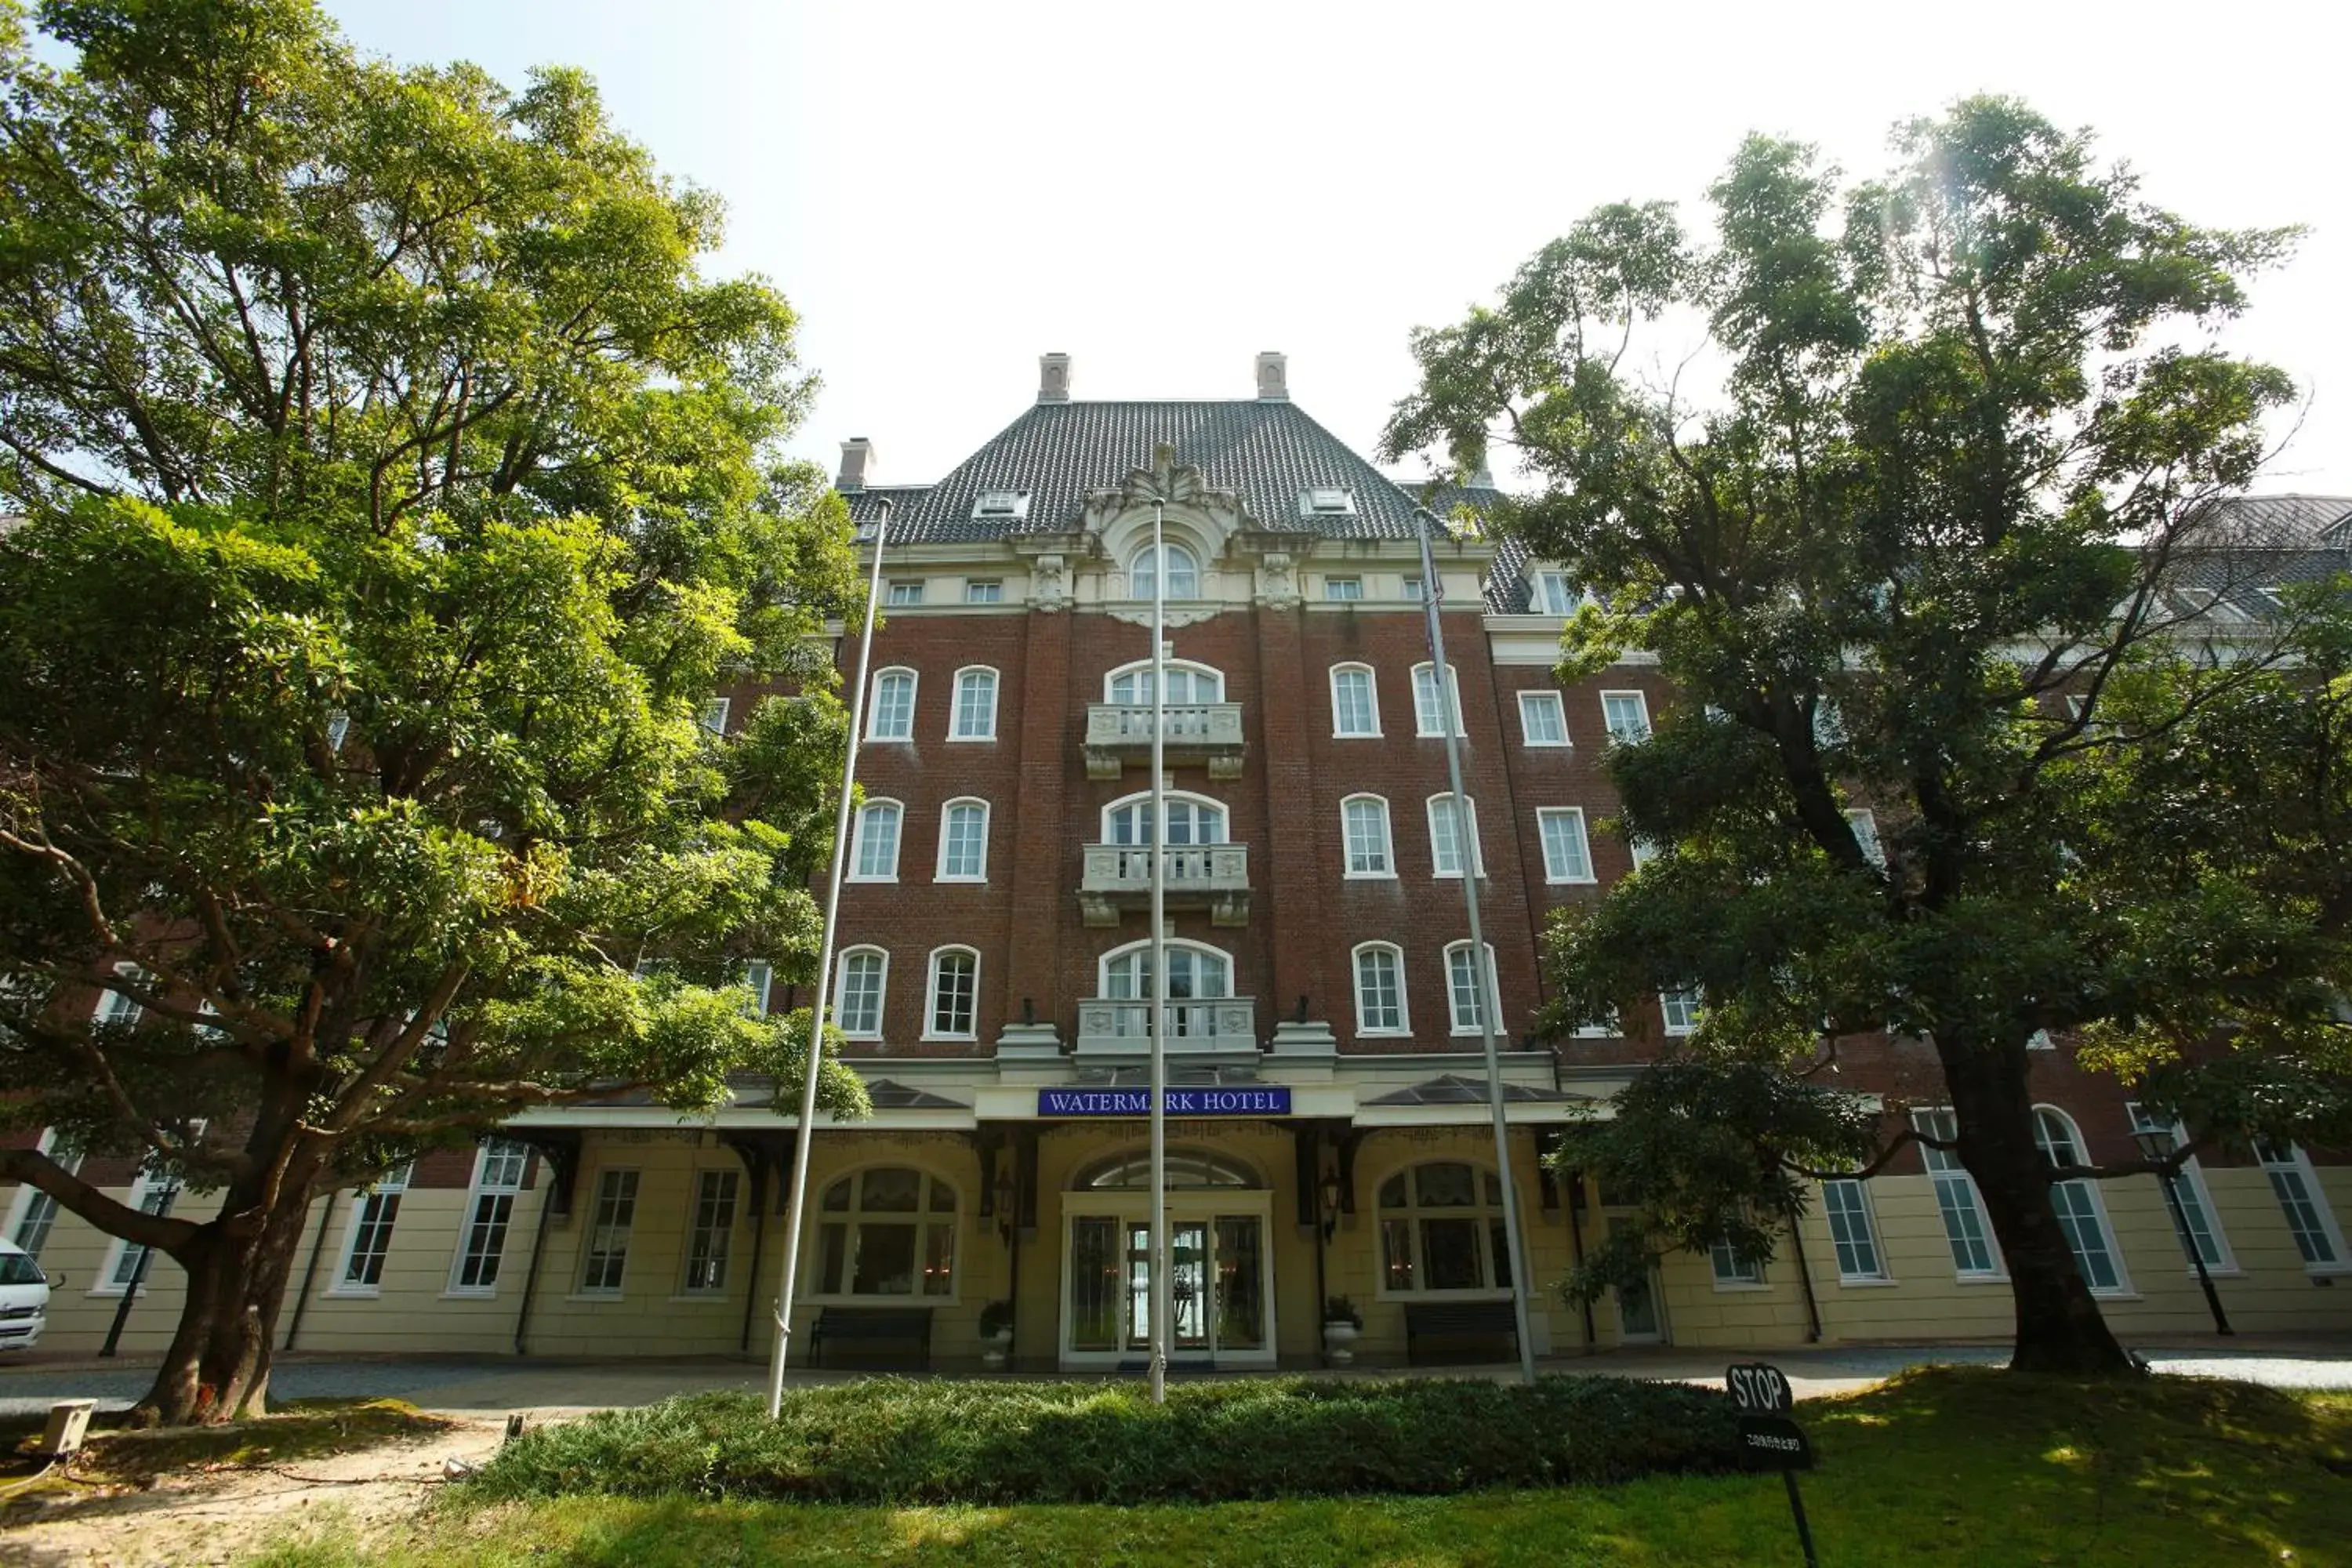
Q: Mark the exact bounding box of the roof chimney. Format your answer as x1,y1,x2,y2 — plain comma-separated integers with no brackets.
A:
837,437,877,494
1038,352,1072,405
1255,351,1288,401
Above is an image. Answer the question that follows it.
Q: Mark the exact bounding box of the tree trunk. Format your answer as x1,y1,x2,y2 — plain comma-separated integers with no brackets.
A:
132,1176,317,1426
1939,1034,2137,1377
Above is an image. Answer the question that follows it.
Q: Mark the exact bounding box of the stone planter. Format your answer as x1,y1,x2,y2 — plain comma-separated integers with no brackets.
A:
1321,1320,1360,1366
980,1330,1012,1371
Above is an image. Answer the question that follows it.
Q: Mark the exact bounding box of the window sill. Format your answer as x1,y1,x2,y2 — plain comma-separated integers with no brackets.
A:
1544,876,1599,887
1356,1028,1412,1040
667,1293,734,1305
1521,741,1572,750
1343,871,1398,881
1835,1276,1900,1289
945,735,996,744
323,1286,382,1301
933,876,989,885
441,1288,499,1301
1711,1280,1770,1294
566,1292,626,1304
919,1034,979,1044
844,876,898,885
1332,731,1385,741
1953,1272,2009,1286
2089,1290,2141,1302
864,736,913,745
2303,1265,2352,1279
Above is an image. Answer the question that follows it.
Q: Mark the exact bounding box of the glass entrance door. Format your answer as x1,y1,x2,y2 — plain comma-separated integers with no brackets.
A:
1607,1217,1664,1342
1066,1208,1270,1365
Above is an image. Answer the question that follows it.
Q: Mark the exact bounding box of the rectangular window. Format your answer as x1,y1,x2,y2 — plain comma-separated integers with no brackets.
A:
964,579,1004,604
740,960,772,1016
579,1169,640,1295
1601,691,1652,744
1331,667,1379,737
1532,570,1577,615
1413,664,1468,736
1658,987,1700,1036
1428,796,1483,878
1914,1110,1999,1277
929,951,978,1038
1709,1241,1762,1287
701,697,731,735
1403,575,1425,602
7,1135,79,1258
1446,945,1497,1034
869,671,915,741
1538,808,1595,883
684,1169,741,1294
939,802,988,880
2256,1142,2345,1269
837,950,886,1036
1821,1180,1886,1281
1324,576,1363,601
886,580,924,606
1846,808,1884,867
1628,837,1661,870
2125,1105,2231,1271
1519,691,1569,746
336,1163,412,1293
851,803,901,880
950,669,998,740
1343,797,1392,877
1355,947,1404,1033
452,1138,531,1294
100,1166,173,1293
93,962,148,1027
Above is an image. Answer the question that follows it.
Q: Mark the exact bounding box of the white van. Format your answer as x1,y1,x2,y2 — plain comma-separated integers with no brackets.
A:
0,1239,56,1352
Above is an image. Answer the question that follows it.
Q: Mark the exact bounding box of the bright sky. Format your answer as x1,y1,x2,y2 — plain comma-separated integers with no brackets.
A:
321,0,2349,497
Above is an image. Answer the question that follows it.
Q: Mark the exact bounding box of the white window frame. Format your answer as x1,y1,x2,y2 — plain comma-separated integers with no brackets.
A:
739,960,773,1017
93,1161,172,1298
1913,1109,2003,1280
1537,807,1595,884
1402,575,1425,602
1302,487,1358,517
1130,542,1200,600
1846,808,1884,868
971,490,1029,521
1324,575,1364,601
576,1167,641,1298
3,1128,79,1260
2032,1105,2133,1297
1659,986,1701,1036
1444,941,1501,1036
701,697,731,735
936,798,991,882
1102,789,1229,847
885,579,925,607
1708,1240,1766,1290
1374,1160,1519,1298
1412,662,1468,738
92,961,148,1028
1820,1178,1890,1284
1518,690,1570,747
948,666,999,742
964,579,1005,604
2256,1141,2349,1274
1600,689,1652,745
1105,657,1225,706
1425,794,1485,880
1530,570,1578,615
1341,793,1395,879
807,1164,962,1303
924,946,981,1041
834,946,889,1039
681,1166,742,1296
447,1138,532,1298
867,668,917,742
848,799,903,882
1628,837,1662,871
2124,1104,2237,1275
1330,663,1381,738
1352,942,1410,1036
328,1162,412,1298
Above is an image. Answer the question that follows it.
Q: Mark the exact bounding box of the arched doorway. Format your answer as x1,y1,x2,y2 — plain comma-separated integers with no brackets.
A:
1059,1146,1275,1370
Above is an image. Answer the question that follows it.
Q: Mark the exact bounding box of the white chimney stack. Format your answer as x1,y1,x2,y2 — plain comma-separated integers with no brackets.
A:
1255,351,1289,401
1038,352,1072,405
837,437,877,493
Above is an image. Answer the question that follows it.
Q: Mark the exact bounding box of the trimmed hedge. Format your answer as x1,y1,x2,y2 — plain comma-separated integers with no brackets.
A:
469,1376,1744,1504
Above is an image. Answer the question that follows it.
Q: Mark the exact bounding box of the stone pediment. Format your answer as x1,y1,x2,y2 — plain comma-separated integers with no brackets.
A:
1079,444,1255,555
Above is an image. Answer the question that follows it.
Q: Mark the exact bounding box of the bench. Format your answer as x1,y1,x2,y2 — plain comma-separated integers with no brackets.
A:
1403,1300,1519,1365
808,1306,935,1370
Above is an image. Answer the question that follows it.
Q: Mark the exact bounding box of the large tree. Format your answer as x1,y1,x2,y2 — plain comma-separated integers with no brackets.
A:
1385,99,2352,1375
0,0,867,1425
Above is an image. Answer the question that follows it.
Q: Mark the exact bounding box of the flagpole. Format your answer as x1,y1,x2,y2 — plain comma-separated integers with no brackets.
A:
1148,499,1171,1405
1414,506,1537,1386
770,497,891,1418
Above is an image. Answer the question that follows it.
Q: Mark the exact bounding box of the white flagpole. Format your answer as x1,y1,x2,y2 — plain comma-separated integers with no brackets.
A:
770,497,891,1417
1148,500,1171,1405
1414,506,1537,1386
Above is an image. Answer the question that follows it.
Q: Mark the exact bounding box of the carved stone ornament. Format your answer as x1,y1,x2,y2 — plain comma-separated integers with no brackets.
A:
1256,550,1300,610
1031,553,1069,612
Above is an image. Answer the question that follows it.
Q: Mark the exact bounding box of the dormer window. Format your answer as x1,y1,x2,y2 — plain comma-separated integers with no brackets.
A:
972,490,1031,521
1300,488,1356,517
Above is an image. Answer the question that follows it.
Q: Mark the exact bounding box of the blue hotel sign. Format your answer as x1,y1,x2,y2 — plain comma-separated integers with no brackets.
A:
1038,1087,1293,1117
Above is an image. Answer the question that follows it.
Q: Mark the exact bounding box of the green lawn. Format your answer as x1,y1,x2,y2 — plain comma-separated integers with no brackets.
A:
243,1369,2352,1567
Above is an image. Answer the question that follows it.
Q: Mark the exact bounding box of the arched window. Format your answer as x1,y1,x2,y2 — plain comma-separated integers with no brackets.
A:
1101,940,1233,1002
1377,1161,1515,1294
1341,794,1393,877
2032,1107,2128,1294
1103,791,1228,846
1106,659,1225,705
813,1167,958,1299
1073,1146,1262,1190
1330,663,1380,738
925,946,979,1039
868,668,916,741
1353,942,1407,1035
1411,662,1466,737
936,799,989,881
1426,794,1483,878
1131,541,1200,600
835,947,887,1037
1445,942,1500,1035
849,800,902,881
949,666,999,740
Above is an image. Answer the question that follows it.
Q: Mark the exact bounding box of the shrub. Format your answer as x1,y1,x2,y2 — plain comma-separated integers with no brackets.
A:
468,1376,1743,1504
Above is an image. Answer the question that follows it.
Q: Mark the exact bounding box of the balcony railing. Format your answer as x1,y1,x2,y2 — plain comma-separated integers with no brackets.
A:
1078,844,1250,927
1083,702,1246,780
1074,996,1258,1057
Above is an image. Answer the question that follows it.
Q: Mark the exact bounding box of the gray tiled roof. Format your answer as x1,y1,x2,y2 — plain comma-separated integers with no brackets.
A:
840,401,1439,545
2194,494,2352,549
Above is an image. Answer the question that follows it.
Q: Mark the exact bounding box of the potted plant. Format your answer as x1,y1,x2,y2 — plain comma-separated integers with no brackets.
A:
978,1300,1014,1370
1321,1296,1363,1366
